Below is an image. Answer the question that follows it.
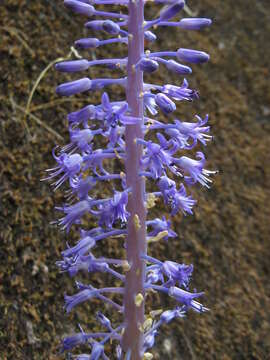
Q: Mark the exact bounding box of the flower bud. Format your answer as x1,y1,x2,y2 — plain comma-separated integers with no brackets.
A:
166,59,192,74
179,18,212,30
75,38,100,49
177,48,210,63
102,20,121,34
85,20,104,31
139,58,159,73
55,60,89,73
64,0,95,16
155,93,176,114
56,78,92,96
144,31,157,42
159,0,185,21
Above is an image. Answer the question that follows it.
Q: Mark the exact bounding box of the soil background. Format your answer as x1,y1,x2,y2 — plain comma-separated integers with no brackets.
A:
0,0,270,359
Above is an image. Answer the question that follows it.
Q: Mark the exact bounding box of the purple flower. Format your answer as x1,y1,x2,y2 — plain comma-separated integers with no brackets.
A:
67,128,102,153
68,104,96,126
157,176,196,215
168,286,208,313
175,151,216,188
147,216,177,239
64,289,97,312
157,175,176,192
160,308,185,324
56,200,91,232
166,114,211,149
57,254,108,277
43,151,83,190
162,261,193,287
97,190,130,228
162,79,198,101
61,331,87,352
168,184,197,215
62,235,96,258
140,139,172,179
69,176,97,200
83,150,115,175
101,92,128,128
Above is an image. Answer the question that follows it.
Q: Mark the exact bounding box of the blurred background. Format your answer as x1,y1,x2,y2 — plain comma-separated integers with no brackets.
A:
0,0,270,359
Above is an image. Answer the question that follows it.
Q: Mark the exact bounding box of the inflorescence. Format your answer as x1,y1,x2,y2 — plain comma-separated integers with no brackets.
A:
45,0,215,358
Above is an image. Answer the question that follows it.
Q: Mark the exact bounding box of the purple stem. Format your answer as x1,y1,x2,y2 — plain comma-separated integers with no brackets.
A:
122,0,146,358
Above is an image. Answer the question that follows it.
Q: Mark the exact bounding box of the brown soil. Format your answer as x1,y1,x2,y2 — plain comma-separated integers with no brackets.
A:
1,0,270,359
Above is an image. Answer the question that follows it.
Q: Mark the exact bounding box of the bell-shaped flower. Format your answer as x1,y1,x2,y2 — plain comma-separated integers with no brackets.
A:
171,114,211,148
43,151,83,190
167,183,196,215
162,79,198,102
69,175,97,200
56,200,92,232
175,152,216,188
147,216,177,239
64,288,97,312
168,286,208,313
68,104,96,126
62,235,96,258
162,261,193,287
140,139,172,179
97,190,130,228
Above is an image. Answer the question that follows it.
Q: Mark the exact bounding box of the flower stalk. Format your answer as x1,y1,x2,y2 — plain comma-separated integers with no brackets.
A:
122,0,146,357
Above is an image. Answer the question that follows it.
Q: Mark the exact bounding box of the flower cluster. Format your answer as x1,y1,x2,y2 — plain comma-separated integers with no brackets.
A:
46,0,215,358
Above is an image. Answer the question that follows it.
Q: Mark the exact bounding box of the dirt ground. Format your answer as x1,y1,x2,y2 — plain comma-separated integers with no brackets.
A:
1,0,270,359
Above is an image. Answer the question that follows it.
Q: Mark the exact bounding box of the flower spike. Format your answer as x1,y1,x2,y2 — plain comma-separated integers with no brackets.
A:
45,0,215,358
